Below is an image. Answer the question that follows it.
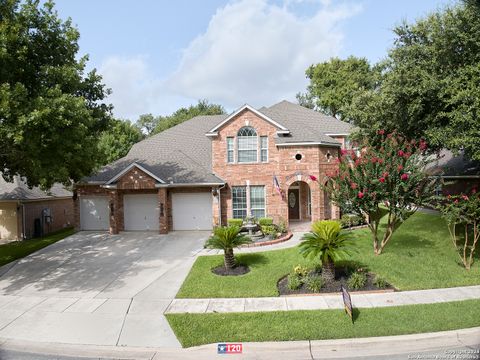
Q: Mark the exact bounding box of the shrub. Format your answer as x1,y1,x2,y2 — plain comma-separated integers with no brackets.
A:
293,265,309,278
258,217,273,226
340,214,365,228
204,226,252,269
287,274,302,290
227,219,243,227
305,275,324,293
277,218,288,233
261,225,277,237
374,276,389,289
347,271,367,290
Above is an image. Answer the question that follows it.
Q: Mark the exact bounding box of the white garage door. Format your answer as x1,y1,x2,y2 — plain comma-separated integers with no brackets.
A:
80,196,109,230
172,192,212,230
123,194,159,231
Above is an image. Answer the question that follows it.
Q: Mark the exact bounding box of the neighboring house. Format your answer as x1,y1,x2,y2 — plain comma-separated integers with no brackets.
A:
75,100,352,234
0,176,74,242
426,149,480,195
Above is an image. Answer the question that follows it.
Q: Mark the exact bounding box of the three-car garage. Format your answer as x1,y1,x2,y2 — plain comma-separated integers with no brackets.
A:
79,191,212,232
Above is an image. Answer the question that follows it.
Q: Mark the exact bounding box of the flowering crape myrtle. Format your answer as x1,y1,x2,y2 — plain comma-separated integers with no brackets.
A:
323,131,435,255
436,189,480,270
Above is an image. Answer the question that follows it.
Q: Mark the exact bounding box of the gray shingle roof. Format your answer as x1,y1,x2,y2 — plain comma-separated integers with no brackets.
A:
83,101,352,185
0,176,72,201
426,149,480,177
260,100,352,145
83,115,228,184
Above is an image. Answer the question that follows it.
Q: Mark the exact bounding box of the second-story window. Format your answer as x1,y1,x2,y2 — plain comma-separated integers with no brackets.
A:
237,126,257,163
260,136,268,162
227,137,234,163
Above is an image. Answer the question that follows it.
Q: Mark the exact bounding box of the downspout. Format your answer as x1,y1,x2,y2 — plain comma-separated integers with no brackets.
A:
21,202,26,240
217,184,226,227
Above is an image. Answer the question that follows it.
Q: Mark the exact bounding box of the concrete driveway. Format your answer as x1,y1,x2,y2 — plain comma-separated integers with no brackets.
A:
0,231,210,348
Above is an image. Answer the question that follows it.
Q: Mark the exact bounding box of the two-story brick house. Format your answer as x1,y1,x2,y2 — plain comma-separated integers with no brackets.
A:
75,100,351,234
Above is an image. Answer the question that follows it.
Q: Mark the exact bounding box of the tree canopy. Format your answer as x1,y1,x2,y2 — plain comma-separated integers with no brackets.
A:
97,119,143,165
297,56,377,120
300,1,480,160
136,100,226,136
0,0,112,188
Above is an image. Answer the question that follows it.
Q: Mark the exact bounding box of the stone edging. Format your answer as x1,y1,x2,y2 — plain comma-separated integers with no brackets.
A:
242,231,293,248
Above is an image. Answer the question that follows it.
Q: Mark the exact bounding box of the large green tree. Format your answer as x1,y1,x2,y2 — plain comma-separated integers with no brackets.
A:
0,0,112,188
298,56,377,120
349,0,480,160
148,100,225,135
98,119,143,164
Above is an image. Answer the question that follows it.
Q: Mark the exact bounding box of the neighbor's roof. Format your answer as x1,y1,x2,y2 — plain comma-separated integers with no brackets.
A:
82,101,352,185
426,149,480,177
0,176,72,201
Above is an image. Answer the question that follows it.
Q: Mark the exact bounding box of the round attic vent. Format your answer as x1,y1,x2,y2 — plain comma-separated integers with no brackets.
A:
295,153,302,161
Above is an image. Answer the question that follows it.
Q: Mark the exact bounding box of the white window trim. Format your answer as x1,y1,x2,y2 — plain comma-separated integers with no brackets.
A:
226,137,235,163
260,136,268,163
237,128,258,163
231,184,267,218
232,186,248,219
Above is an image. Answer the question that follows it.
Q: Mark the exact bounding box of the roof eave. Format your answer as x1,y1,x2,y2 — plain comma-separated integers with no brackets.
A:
276,141,341,147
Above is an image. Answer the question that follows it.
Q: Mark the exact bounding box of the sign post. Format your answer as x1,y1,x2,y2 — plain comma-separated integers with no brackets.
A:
341,285,354,324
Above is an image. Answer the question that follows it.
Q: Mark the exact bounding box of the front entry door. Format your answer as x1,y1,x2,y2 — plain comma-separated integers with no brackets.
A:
288,188,300,220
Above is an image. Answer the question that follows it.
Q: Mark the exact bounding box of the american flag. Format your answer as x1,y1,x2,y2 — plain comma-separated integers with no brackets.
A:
273,175,282,196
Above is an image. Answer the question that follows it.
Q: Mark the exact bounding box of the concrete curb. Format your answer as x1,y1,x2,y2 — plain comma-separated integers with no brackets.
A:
0,327,478,359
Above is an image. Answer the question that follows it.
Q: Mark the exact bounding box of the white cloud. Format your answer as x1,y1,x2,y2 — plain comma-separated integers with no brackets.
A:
98,56,192,120
168,0,361,109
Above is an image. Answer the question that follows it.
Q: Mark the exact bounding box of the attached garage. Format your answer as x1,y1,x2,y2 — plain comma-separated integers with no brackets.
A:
123,194,159,231
171,192,212,230
80,196,109,231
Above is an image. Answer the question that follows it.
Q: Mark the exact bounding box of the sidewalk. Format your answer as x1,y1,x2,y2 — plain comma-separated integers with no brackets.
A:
166,285,480,314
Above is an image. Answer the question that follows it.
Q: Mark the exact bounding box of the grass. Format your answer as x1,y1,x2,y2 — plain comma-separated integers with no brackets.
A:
166,299,480,347
176,212,480,298
0,227,75,267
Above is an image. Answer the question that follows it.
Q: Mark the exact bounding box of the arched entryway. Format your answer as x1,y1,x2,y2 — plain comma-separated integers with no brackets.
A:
287,181,312,231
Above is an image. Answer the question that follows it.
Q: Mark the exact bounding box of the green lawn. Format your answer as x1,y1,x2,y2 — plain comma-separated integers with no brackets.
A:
176,212,480,298
167,299,480,347
0,228,75,267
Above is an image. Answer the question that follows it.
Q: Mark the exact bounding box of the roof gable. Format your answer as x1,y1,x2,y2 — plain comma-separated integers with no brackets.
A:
106,162,166,185
206,104,289,136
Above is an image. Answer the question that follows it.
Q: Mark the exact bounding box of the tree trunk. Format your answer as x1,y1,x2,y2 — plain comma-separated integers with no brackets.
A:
467,221,478,270
224,248,236,269
321,260,335,282
369,221,380,255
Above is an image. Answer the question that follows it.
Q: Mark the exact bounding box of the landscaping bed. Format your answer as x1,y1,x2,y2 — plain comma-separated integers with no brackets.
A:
277,268,394,296
212,264,250,276
176,212,480,299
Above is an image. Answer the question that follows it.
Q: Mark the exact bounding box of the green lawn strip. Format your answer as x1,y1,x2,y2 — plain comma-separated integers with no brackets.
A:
176,212,480,298
166,299,480,348
0,228,75,267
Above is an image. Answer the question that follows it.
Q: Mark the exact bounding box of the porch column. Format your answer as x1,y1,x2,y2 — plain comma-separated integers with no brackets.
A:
109,190,123,235
158,188,169,234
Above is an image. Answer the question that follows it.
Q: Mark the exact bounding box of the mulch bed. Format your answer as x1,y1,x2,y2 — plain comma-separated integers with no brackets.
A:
277,268,394,295
212,264,250,276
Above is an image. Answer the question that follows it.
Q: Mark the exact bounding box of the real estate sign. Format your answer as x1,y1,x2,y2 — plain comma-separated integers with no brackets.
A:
341,285,354,323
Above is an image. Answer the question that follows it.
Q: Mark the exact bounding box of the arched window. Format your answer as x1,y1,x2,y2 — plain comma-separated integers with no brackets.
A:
237,126,257,162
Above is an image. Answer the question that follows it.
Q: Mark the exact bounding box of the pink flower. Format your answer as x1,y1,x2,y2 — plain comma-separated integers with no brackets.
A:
351,182,358,189
472,188,477,194
371,157,377,164
379,177,385,183
383,172,389,178
447,195,452,199
354,158,361,166
309,175,317,182
398,150,405,157
357,192,364,199
454,199,459,204
419,140,427,150
377,129,385,135
397,165,404,172
340,149,348,156
404,152,411,158
462,195,469,201
401,173,409,181
378,158,384,164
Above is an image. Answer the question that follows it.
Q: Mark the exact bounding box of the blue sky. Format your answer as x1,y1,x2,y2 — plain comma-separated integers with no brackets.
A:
55,0,452,120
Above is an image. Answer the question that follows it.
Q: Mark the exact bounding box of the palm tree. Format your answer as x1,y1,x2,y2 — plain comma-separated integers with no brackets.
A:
205,226,252,269
299,220,355,282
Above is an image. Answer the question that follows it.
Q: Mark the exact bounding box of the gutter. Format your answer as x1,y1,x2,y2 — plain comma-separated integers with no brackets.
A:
276,141,341,147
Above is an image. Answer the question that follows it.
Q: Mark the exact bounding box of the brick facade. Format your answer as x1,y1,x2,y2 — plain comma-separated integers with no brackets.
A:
75,109,343,234
211,109,340,226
